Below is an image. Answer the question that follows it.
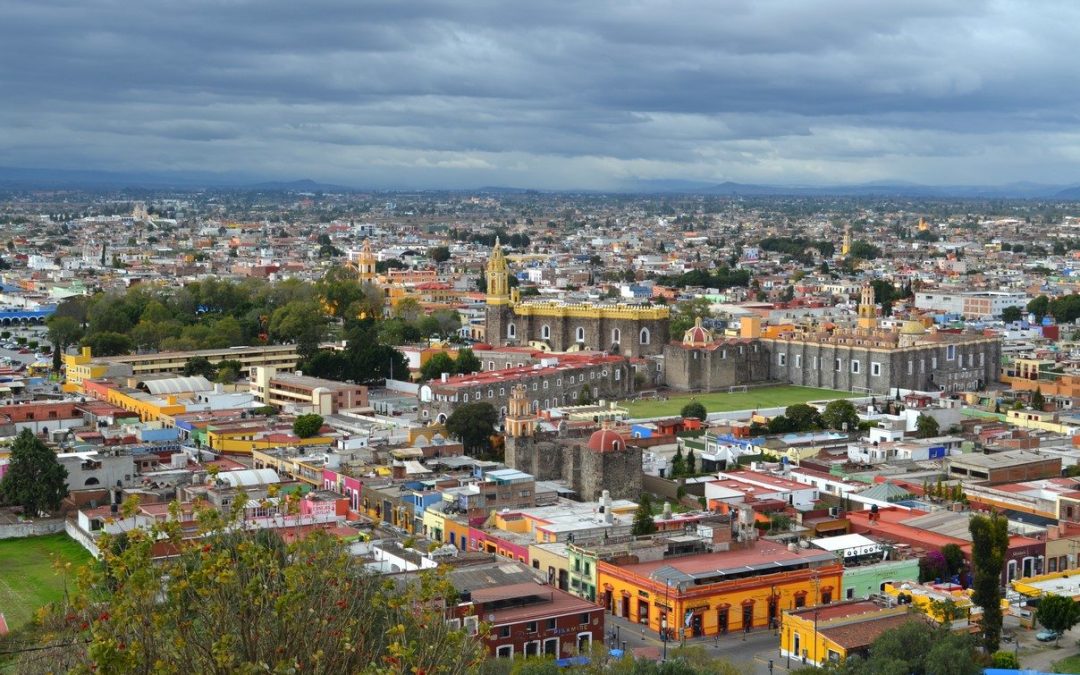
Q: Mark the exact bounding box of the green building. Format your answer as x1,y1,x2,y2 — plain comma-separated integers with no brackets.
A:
842,559,920,600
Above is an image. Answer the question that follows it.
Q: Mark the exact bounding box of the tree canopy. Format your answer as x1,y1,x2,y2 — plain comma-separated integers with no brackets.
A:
1036,594,1080,643
915,413,940,438
445,402,499,457
14,504,484,674
680,401,707,421
970,512,1009,652
821,399,859,431
0,429,68,515
292,413,325,438
632,493,657,536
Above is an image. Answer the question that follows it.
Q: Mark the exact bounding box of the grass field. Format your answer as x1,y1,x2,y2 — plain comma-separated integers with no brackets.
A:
1054,653,1080,674
623,385,858,419
0,533,91,629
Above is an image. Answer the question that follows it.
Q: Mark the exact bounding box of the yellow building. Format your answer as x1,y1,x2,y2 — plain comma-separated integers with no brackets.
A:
881,582,973,624
781,600,912,667
205,423,332,455
64,344,299,391
597,541,842,639
1005,408,1079,434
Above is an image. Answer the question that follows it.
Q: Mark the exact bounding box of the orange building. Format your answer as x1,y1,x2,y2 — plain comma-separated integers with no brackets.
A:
597,541,842,639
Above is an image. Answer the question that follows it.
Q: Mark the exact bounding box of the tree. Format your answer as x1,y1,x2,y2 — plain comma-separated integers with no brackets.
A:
848,240,882,260
1031,386,1046,410
0,429,68,515
767,415,796,434
429,245,451,263
991,651,1020,669
821,399,859,431
1027,294,1050,320
445,402,498,456
632,493,657,536
292,413,324,439
1036,594,1080,645
942,543,966,578
80,331,133,356
455,348,481,375
1001,306,1023,322
46,315,83,370
784,403,822,431
182,356,217,378
268,300,327,359
680,401,707,421
421,352,457,381
671,448,686,477
18,512,484,674
970,512,1010,652
915,413,940,438
686,448,696,475
669,297,713,336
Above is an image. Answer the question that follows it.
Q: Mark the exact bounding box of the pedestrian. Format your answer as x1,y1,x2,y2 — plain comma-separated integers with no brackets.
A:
641,627,645,640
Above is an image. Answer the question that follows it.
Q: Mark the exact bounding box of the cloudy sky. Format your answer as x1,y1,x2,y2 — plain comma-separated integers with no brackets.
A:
3,0,1080,189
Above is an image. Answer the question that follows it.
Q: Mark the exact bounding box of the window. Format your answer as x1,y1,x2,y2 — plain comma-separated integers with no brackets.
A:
446,618,461,630
932,356,938,369
580,613,591,626
532,382,538,391
548,618,557,630
488,361,494,370
835,358,842,372
496,645,513,658
541,325,551,340
576,327,585,342
640,328,651,344
464,616,479,635
543,380,549,389
462,393,469,403
508,324,517,339
499,387,505,396
568,375,575,384
794,354,802,368
612,328,621,344
947,345,956,361
846,588,855,600
556,378,562,386
871,361,882,377
488,389,494,398
526,621,538,633
907,360,913,375
614,369,621,381
778,353,787,366
851,360,860,374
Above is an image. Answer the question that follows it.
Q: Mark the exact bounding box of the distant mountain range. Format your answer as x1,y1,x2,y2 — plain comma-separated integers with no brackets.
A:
1,166,1079,199
620,178,1080,199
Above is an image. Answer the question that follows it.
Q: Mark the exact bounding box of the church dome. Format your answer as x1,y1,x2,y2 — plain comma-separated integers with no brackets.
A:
900,320,926,335
682,317,713,347
587,428,624,454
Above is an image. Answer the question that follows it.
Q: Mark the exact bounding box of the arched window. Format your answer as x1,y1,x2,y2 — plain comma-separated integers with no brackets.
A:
541,325,551,340
640,328,651,345
612,441,621,452
576,327,585,342
612,328,621,345
507,323,516,339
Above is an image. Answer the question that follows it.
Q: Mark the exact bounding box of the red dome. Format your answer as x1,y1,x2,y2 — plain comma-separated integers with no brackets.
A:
587,429,624,453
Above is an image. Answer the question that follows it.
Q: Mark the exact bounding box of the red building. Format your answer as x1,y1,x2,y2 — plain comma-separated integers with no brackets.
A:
849,507,1045,583
446,560,604,659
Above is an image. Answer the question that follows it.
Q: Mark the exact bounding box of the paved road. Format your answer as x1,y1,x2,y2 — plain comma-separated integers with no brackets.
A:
604,613,782,673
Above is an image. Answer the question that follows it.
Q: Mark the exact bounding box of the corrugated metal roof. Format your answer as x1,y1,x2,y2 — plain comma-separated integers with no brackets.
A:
141,375,213,396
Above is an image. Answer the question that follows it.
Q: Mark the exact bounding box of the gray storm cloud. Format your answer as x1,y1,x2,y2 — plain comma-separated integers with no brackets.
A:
1,0,1078,189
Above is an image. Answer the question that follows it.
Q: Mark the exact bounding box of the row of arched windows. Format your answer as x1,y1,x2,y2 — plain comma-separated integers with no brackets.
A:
511,324,650,345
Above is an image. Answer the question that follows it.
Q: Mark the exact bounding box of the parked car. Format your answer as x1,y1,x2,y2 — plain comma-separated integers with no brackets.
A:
1036,629,1061,642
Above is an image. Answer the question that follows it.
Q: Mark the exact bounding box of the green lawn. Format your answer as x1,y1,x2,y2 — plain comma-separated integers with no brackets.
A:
1053,653,1080,674
0,533,91,629
624,385,857,419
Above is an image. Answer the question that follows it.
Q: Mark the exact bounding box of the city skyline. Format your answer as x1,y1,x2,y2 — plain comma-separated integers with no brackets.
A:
3,1,1080,190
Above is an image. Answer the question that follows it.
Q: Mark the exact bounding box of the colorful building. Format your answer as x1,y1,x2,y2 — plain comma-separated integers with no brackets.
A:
780,600,912,667
597,541,843,639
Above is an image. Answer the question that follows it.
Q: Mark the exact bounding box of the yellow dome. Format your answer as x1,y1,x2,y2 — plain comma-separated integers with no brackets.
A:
900,320,926,335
